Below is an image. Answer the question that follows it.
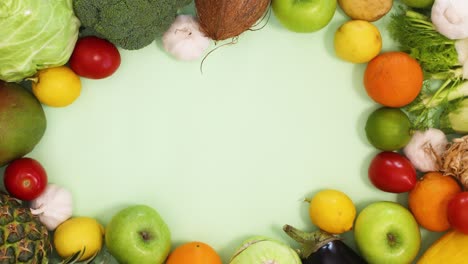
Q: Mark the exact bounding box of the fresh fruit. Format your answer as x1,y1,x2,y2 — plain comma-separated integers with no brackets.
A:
334,20,382,63
408,172,462,232
417,230,468,264
400,0,434,9
308,189,356,234
53,217,104,261
368,151,417,193
69,36,121,79
0,81,46,167
365,107,412,151
364,51,424,107
166,241,222,264
447,192,468,234
338,0,393,21
229,236,301,263
354,201,421,264
0,191,50,262
105,205,171,264
32,66,81,107
272,0,337,32
4,157,48,201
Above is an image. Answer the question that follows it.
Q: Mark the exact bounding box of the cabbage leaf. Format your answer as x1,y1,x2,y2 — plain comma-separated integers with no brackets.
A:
0,0,80,82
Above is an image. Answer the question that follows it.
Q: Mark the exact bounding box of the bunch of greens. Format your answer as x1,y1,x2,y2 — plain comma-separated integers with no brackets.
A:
388,9,468,134
0,0,80,82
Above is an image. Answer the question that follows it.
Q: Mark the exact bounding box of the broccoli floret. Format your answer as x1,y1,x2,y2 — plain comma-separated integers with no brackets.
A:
73,0,193,50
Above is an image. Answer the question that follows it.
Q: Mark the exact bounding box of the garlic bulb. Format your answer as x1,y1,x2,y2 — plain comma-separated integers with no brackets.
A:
403,128,449,172
162,15,212,61
30,184,73,231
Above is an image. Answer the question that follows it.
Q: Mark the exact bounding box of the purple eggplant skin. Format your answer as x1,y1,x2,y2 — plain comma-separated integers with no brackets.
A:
303,239,367,264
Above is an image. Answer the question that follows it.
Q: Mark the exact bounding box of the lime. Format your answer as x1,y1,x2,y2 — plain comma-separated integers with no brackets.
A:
54,217,104,261
365,107,412,151
334,20,382,63
401,0,434,8
308,189,356,234
32,66,81,107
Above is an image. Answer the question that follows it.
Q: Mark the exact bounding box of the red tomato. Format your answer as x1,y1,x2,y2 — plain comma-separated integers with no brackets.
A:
4,158,48,201
447,192,468,234
69,36,121,79
368,151,417,193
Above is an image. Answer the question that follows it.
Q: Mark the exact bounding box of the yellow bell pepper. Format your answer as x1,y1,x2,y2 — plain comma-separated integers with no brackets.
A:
417,230,468,264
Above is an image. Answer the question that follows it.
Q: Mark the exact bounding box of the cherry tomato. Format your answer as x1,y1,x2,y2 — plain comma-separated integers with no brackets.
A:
4,158,48,201
69,36,121,79
368,151,417,193
447,192,468,234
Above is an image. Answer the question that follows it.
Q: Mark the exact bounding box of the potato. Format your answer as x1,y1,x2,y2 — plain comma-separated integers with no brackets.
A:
338,0,393,22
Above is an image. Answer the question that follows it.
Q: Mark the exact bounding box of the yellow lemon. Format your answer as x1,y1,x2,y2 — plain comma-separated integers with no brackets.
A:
308,189,356,234
334,20,382,63
32,66,81,107
54,217,104,261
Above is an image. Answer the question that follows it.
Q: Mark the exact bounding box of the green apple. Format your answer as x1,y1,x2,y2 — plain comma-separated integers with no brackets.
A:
105,205,171,264
272,0,337,32
354,201,421,264
400,0,434,9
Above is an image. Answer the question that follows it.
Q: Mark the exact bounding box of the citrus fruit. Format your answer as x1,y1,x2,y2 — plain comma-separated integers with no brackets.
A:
409,172,462,232
334,20,382,63
53,217,104,261
166,241,222,264
308,189,356,234
364,51,424,107
32,66,81,107
365,107,412,151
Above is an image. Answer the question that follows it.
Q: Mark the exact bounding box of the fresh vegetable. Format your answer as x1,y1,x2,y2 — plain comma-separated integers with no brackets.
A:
417,230,468,264
283,225,366,264
337,0,393,22
166,241,222,264
0,81,46,167
30,184,73,231
365,107,412,151
0,192,50,262
401,0,434,9
307,189,356,234
368,151,417,193
73,0,192,50
3,157,48,201
195,0,271,40
228,236,301,264
403,128,448,172
162,15,212,61
334,20,382,63
54,217,104,261
31,66,82,107
431,0,468,40
439,135,468,188
69,36,121,79
363,51,424,107
439,98,468,134
0,0,80,82
408,172,461,232
447,192,468,234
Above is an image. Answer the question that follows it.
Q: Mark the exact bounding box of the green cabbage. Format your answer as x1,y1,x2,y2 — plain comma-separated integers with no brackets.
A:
0,0,80,82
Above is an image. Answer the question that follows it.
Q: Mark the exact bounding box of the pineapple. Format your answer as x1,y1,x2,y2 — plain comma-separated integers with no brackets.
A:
0,192,50,263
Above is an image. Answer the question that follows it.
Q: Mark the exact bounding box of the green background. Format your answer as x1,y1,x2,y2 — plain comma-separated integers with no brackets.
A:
10,2,442,263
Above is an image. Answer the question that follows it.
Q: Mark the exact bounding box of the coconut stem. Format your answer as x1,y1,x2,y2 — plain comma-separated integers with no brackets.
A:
283,224,339,259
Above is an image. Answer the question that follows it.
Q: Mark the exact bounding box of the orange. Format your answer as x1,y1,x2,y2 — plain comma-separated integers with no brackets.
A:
165,241,222,264
408,172,462,232
364,51,423,107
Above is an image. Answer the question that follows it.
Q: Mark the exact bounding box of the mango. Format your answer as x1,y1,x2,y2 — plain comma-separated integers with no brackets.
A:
0,81,46,167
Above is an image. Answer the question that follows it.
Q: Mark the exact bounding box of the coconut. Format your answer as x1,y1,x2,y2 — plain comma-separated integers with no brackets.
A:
440,135,468,189
195,0,271,41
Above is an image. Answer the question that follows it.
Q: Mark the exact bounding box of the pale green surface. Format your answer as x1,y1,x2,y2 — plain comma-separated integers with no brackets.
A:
24,4,442,263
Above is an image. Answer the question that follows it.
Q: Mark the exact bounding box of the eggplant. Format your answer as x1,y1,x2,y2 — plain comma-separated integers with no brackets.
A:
283,224,367,264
